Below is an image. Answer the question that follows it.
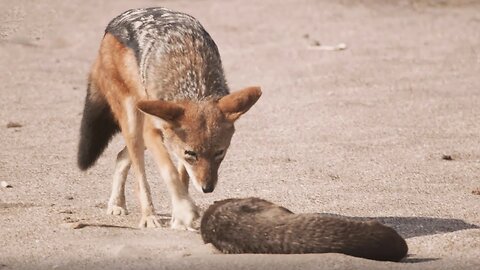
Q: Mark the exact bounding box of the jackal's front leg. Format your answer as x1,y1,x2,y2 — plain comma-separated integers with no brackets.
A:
144,124,199,230
120,98,160,228
172,163,200,231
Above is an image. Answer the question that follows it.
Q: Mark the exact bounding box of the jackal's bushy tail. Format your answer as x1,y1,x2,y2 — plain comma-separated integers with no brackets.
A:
77,83,120,170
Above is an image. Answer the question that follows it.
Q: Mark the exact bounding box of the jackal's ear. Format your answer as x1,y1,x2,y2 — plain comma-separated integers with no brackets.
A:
217,86,262,122
137,100,184,124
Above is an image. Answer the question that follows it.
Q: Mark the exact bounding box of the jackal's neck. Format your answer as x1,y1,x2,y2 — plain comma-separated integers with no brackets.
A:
145,42,230,101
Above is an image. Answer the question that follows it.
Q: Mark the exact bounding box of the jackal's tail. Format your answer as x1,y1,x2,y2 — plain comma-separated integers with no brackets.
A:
77,82,120,170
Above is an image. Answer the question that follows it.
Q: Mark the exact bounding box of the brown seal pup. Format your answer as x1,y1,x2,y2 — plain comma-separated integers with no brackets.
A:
201,197,408,262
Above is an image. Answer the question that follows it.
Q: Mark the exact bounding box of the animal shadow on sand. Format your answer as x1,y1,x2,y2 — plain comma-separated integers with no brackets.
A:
324,215,479,239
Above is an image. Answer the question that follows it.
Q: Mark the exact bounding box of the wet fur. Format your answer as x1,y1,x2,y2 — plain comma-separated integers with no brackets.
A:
201,198,408,262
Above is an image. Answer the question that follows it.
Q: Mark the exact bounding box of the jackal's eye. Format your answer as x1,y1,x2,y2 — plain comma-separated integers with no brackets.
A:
214,149,225,159
184,150,197,161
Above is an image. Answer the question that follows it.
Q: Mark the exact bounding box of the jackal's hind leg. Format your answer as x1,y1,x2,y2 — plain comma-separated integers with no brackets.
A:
107,146,130,215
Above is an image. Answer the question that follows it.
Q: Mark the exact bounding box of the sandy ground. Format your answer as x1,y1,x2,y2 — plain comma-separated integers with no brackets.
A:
1,0,480,269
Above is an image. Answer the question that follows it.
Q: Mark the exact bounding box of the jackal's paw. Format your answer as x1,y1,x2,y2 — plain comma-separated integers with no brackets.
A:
139,215,161,228
106,205,128,216
171,199,200,231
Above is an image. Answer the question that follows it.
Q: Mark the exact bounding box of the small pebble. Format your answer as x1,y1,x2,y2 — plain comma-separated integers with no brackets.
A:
6,122,22,128
472,188,480,196
442,154,453,161
336,43,347,50
309,42,347,51
65,195,74,200
62,216,79,222
328,174,340,181
0,181,12,188
310,40,321,46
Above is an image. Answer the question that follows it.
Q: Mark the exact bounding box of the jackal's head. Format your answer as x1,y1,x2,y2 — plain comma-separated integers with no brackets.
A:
138,86,261,193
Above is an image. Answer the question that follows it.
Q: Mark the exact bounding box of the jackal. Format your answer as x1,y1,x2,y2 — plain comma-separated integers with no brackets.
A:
201,198,408,262
77,7,261,229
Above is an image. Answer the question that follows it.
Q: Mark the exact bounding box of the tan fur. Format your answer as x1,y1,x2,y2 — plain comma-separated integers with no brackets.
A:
90,34,159,227
88,33,261,229
217,87,262,122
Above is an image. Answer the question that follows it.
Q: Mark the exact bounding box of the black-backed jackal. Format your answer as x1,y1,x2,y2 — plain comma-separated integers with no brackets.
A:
77,8,261,229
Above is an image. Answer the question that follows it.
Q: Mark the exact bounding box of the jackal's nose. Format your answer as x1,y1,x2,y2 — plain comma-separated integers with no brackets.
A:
202,185,214,193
